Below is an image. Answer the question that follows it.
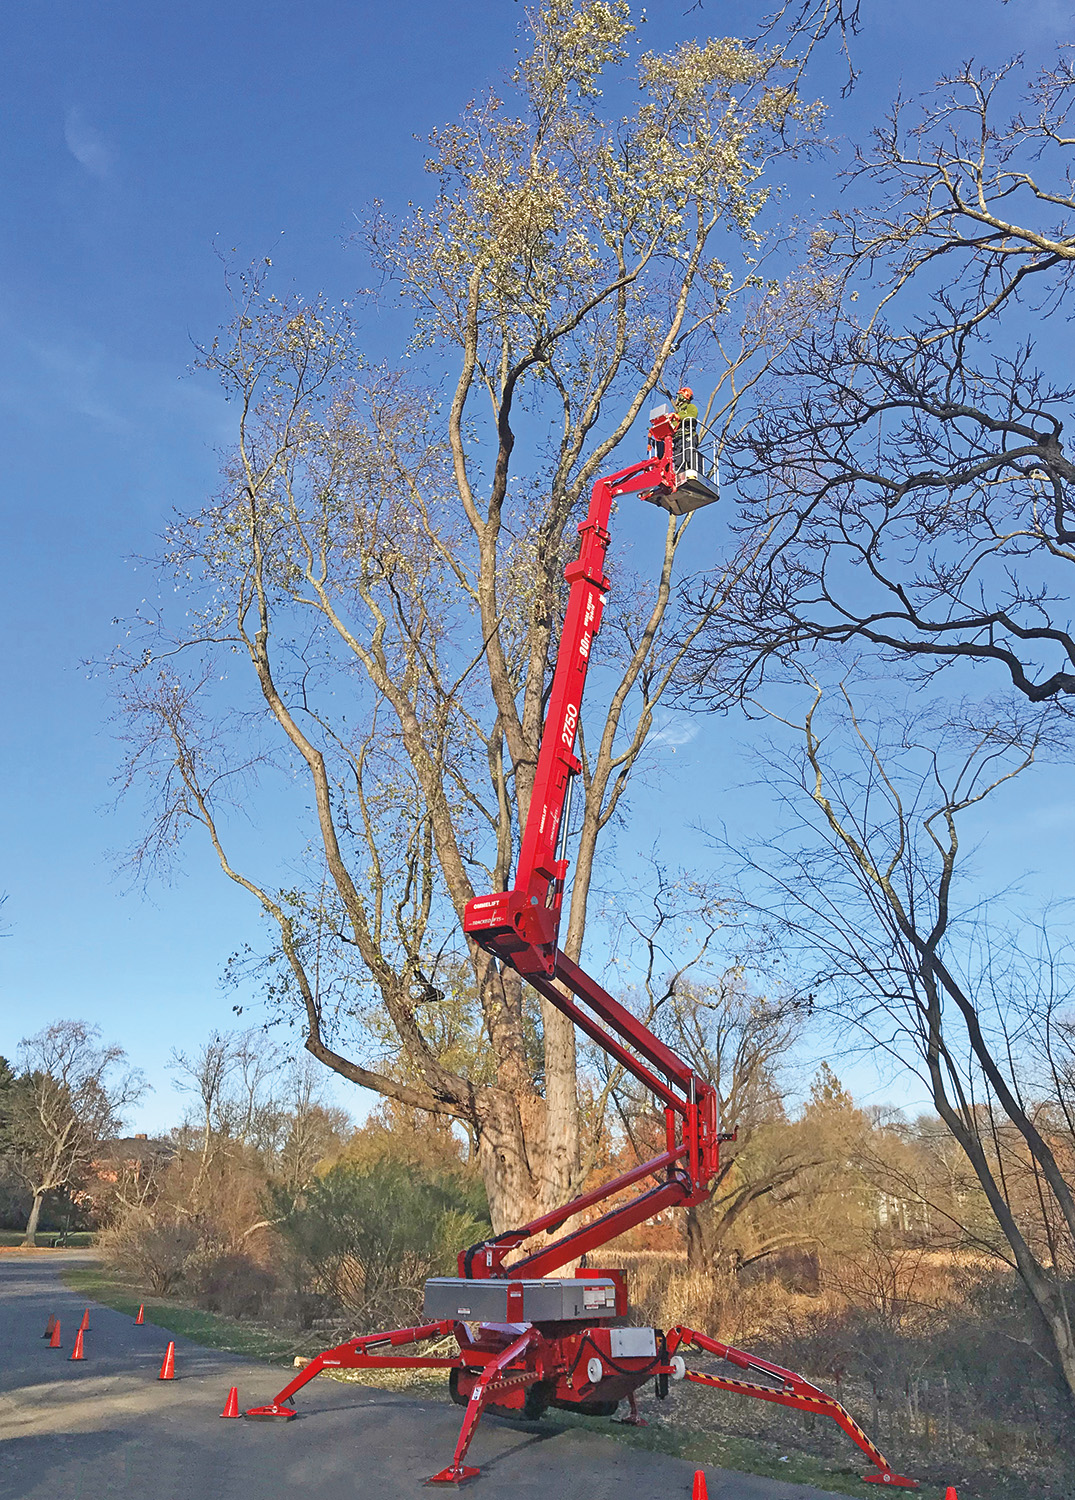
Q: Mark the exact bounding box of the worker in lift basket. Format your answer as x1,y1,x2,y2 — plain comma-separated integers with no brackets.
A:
672,385,700,475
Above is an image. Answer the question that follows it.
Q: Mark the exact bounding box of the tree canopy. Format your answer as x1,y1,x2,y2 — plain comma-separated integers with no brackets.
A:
114,0,826,1229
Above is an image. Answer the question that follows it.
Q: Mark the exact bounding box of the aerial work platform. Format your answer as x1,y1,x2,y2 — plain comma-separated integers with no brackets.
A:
640,402,720,514
241,397,916,1491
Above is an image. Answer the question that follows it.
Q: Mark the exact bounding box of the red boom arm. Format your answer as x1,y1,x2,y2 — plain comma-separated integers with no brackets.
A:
462,416,727,1279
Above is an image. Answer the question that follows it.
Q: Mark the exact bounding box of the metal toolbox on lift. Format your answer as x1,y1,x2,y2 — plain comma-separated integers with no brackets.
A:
423,1276,618,1324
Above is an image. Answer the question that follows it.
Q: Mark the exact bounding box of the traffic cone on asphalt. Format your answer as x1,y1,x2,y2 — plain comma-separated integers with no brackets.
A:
78,1308,89,1333
42,1314,56,1340
135,1304,145,1325
70,1327,85,1361
691,1471,708,1500
48,1320,61,1349
158,1341,176,1380
221,1387,240,1418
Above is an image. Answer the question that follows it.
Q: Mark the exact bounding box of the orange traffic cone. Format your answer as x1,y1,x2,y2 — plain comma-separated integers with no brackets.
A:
944,1490,958,1499
78,1308,90,1333
221,1387,240,1418
158,1341,176,1380
42,1314,56,1340
135,1304,145,1325
70,1327,85,1361
691,1472,708,1500
48,1319,61,1349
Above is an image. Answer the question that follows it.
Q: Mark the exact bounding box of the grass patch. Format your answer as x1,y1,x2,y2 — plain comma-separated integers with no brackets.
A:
544,1408,909,1498
59,1261,320,1366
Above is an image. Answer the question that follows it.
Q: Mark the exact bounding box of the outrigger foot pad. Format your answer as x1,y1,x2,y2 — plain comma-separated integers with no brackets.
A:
244,1404,298,1421
425,1466,480,1485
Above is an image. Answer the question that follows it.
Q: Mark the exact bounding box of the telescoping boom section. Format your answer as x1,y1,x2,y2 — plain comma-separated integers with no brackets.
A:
244,409,917,1490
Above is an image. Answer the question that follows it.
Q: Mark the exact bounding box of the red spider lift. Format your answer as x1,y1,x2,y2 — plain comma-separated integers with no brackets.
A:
245,407,917,1490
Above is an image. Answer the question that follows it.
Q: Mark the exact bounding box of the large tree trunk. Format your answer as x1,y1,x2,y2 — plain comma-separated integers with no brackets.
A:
475,1090,541,1233
22,1189,45,1248
538,1003,578,1211
685,1205,711,1273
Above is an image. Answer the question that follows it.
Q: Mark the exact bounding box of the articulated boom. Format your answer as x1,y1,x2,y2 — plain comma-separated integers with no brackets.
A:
461,426,724,1279
244,411,916,1490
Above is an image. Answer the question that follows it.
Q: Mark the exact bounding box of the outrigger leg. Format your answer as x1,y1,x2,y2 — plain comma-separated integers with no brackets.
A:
244,1319,460,1420
425,1328,538,1485
665,1327,918,1489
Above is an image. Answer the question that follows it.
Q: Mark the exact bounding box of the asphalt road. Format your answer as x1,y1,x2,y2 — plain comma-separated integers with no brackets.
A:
0,1253,849,1500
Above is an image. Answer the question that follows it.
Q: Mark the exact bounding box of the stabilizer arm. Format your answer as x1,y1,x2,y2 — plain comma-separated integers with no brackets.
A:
665,1327,918,1489
244,1319,461,1418
426,1328,539,1485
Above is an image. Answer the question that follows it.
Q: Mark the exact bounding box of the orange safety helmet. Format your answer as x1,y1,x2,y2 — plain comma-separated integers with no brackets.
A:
677,385,694,400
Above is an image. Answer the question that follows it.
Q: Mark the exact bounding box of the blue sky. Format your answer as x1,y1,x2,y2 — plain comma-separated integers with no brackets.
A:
2,0,1072,1133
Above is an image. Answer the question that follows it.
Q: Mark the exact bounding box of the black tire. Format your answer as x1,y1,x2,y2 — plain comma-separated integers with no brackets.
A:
516,1381,551,1421
549,1396,619,1418
449,1369,550,1422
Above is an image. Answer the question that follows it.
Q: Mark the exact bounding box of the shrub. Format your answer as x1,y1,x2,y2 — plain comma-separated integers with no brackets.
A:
272,1159,488,1325
191,1249,276,1319
100,1213,200,1294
